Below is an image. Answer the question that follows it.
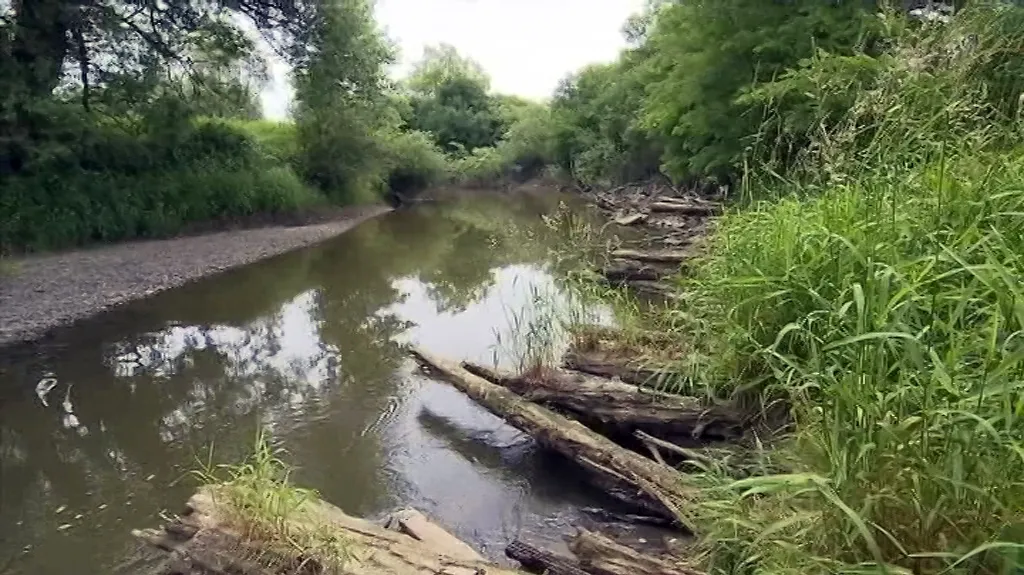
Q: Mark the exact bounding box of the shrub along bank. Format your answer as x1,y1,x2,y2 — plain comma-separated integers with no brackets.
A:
569,3,1024,574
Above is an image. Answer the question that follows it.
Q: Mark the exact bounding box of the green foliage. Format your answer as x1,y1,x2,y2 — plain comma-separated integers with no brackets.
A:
642,0,878,182
658,5,1024,573
403,45,503,154
550,55,661,185
228,120,301,166
547,0,891,185
380,129,448,195
448,146,507,185
1,108,322,252
1,0,409,253
405,43,490,94
293,0,394,205
192,429,353,570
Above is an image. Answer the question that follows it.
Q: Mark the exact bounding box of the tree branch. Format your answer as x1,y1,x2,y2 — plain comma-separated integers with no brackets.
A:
71,22,90,111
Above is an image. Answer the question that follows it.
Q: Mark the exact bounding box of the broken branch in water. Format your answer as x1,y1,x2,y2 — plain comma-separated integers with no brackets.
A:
410,347,698,529
460,362,744,441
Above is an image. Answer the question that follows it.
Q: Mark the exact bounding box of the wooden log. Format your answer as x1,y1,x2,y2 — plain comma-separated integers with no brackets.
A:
647,202,719,216
569,530,704,575
505,540,590,575
614,212,648,226
610,250,690,265
601,260,665,283
461,363,743,441
411,348,698,529
385,509,484,562
134,487,526,575
563,351,664,388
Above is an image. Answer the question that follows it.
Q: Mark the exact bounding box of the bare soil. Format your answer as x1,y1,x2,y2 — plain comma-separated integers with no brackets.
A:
0,205,390,347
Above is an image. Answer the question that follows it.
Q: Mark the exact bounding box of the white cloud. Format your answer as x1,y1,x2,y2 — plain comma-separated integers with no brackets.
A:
261,0,643,119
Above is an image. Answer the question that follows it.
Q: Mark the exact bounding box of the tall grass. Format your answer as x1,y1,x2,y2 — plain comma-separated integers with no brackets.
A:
192,429,352,571
661,5,1024,574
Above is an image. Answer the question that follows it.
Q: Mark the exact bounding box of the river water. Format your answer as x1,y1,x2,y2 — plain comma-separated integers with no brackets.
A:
0,193,618,574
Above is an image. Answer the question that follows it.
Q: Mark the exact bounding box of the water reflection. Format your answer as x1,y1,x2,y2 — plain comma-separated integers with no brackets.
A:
0,193,612,574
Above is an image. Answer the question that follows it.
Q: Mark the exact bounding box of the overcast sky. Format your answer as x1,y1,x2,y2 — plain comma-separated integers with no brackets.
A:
261,0,644,119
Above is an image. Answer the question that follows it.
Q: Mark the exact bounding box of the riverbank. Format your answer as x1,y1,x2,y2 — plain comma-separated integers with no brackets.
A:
0,205,390,347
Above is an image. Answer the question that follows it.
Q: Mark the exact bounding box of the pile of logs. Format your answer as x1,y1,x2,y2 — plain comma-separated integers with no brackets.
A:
407,347,751,575
587,181,723,300
130,343,744,575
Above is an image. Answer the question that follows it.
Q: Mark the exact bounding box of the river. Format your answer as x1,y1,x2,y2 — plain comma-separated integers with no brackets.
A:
0,192,620,574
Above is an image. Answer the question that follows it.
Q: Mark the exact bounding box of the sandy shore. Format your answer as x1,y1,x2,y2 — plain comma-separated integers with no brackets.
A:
0,205,390,347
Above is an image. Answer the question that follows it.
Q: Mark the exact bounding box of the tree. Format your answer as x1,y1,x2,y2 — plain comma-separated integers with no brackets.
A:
403,45,501,154
293,0,395,201
550,54,661,184
0,0,316,103
406,43,489,95
641,0,877,181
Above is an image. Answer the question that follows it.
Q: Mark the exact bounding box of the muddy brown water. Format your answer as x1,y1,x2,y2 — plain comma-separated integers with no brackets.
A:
0,193,629,574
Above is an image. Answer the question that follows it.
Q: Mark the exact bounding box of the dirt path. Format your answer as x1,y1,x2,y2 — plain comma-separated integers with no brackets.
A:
0,206,391,347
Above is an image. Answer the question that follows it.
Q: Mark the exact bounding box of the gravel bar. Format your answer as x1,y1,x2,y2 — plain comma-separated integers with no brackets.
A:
0,206,391,347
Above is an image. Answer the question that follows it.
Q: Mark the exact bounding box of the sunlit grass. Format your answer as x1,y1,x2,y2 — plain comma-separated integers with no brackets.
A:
191,429,353,571
661,7,1024,574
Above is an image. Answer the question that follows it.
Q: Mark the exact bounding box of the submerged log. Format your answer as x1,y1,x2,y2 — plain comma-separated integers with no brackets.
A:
610,250,690,265
461,363,743,441
134,487,526,575
569,530,703,575
411,348,698,529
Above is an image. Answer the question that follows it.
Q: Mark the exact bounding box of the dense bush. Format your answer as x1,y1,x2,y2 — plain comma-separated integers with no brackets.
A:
402,44,504,154
0,0,406,253
380,129,448,195
663,5,1024,573
1,108,322,251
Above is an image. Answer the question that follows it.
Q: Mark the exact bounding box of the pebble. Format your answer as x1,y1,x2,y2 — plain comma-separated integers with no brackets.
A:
0,207,390,347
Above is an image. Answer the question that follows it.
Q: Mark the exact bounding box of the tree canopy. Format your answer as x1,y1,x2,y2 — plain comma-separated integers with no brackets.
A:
402,44,503,154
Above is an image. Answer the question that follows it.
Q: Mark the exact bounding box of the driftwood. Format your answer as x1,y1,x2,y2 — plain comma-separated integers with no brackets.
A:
601,260,666,283
461,363,743,441
411,348,698,529
505,540,590,575
614,213,648,226
647,202,719,216
610,250,690,265
381,509,484,562
133,487,525,575
563,351,665,388
569,530,702,575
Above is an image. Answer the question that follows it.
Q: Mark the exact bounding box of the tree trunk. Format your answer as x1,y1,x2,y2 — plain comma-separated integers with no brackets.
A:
569,530,702,575
563,351,665,388
505,540,591,575
461,363,744,441
10,0,72,97
411,348,698,529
